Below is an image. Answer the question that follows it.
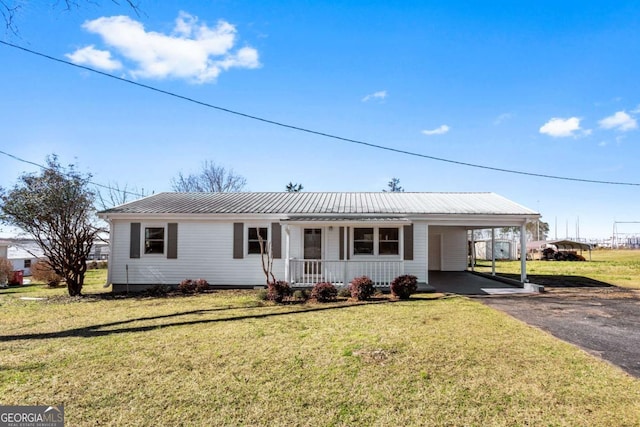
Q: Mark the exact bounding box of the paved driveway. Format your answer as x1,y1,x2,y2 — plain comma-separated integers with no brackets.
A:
479,286,640,378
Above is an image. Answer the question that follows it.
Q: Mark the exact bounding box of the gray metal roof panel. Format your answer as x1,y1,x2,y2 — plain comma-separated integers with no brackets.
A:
99,192,538,216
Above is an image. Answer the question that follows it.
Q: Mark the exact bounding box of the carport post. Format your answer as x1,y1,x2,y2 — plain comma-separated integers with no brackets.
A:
520,222,527,283
491,228,496,276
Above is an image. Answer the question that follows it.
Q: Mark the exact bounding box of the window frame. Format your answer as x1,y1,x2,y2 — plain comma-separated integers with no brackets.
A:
351,226,401,257
247,225,269,255
144,226,165,255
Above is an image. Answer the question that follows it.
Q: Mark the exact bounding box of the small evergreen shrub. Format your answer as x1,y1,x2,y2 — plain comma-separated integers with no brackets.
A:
178,279,196,293
350,276,374,301
292,289,309,301
311,282,338,302
256,289,268,301
194,278,210,293
390,274,418,299
267,280,291,303
146,284,170,297
337,286,351,298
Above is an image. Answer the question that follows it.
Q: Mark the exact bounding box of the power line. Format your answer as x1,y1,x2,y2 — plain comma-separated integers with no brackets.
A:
2,39,639,187
0,149,146,198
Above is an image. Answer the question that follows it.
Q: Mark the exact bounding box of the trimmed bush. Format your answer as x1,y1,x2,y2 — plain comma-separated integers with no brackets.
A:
390,274,418,299
350,276,374,301
178,279,196,293
337,286,351,298
292,289,309,302
194,278,210,293
267,280,291,303
31,260,63,287
146,284,170,297
311,282,338,302
256,289,268,301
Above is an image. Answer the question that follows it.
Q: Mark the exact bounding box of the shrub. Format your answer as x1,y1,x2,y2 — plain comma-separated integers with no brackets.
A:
337,286,351,298
0,257,12,284
390,274,418,299
350,276,374,301
267,280,291,303
256,289,268,301
194,278,210,293
146,284,170,297
178,279,196,293
311,282,338,302
292,289,309,301
31,260,63,287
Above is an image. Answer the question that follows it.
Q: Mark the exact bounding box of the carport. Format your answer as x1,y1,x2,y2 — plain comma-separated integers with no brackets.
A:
428,271,535,295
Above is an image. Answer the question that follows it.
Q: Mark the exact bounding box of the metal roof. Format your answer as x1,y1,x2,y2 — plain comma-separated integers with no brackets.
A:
99,192,538,216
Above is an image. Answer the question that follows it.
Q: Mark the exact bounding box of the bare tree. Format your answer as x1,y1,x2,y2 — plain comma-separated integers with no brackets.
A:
96,182,147,210
2,1,141,35
0,155,103,296
171,161,247,192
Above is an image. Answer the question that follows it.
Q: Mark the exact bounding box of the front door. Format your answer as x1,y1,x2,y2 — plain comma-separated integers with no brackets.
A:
304,228,322,275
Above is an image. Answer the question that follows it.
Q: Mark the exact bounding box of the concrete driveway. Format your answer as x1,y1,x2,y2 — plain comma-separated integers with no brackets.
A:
479,286,640,378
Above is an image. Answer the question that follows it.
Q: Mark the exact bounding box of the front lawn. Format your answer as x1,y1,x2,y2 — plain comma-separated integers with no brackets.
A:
1,285,639,425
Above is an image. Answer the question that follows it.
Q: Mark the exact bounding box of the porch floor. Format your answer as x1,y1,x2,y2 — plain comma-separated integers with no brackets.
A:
428,271,524,295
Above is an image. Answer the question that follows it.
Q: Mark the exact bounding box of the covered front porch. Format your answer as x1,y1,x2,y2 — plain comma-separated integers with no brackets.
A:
279,217,534,289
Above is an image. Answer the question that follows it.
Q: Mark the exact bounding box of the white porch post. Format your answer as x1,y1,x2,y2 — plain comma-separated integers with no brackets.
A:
520,222,527,283
470,229,476,272
425,224,429,285
491,228,496,276
284,225,291,283
343,226,349,286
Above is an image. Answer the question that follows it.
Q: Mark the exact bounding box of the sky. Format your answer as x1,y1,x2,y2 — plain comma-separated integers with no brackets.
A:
1,0,640,240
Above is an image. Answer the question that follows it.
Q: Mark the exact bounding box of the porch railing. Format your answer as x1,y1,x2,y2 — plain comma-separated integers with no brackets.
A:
288,259,404,288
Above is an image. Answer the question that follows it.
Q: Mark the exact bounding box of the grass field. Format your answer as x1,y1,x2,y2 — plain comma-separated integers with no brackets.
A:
2,255,640,426
475,248,640,289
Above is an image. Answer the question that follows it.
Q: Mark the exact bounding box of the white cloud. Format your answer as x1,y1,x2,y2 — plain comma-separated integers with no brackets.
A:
493,112,513,125
598,111,637,131
65,45,122,71
66,12,260,83
422,125,450,135
539,117,585,138
362,90,387,102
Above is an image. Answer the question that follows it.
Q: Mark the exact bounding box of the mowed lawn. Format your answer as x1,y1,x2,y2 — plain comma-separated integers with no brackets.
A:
476,248,640,289
2,265,640,425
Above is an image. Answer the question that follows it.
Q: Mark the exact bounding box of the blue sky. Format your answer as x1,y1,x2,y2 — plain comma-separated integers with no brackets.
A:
1,0,640,239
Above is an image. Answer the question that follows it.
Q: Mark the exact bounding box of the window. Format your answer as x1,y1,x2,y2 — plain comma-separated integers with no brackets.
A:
145,227,165,254
379,228,399,255
353,228,374,255
24,259,31,269
248,227,268,254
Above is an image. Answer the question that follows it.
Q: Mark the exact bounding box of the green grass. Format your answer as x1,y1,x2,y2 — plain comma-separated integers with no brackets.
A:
475,249,640,289
2,271,640,426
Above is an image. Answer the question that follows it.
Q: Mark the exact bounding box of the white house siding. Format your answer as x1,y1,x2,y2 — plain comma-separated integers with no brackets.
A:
429,226,468,271
404,222,428,282
109,220,285,291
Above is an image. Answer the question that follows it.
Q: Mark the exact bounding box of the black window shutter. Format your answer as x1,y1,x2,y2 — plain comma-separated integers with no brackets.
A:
130,222,141,259
271,223,282,259
403,225,414,261
167,223,178,259
233,223,244,259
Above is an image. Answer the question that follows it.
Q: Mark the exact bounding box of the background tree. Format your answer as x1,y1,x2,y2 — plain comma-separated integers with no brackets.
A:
285,182,303,192
96,182,147,210
383,177,404,192
171,160,247,192
0,155,102,296
2,0,140,35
